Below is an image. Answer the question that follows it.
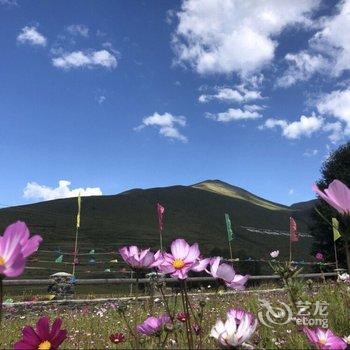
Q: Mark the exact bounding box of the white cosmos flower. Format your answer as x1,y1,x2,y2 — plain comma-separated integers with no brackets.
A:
211,310,257,348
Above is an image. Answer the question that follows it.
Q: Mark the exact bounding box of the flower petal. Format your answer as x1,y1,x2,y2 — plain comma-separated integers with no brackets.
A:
170,239,190,260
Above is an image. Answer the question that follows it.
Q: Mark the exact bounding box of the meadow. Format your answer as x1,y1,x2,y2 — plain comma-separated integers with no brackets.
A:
1,279,349,349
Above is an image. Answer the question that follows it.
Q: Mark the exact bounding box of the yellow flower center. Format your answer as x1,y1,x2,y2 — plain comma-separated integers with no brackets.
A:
38,340,51,350
172,259,185,269
319,339,327,346
0,256,5,266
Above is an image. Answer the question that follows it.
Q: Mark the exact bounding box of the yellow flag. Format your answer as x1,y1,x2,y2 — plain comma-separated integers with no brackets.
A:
76,193,81,228
332,217,341,241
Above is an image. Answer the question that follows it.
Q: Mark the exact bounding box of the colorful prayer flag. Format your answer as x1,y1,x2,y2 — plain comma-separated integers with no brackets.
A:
76,193,81,228
332,217,341,241
225,213,234,242
55,255,63,263
290,217,298,242
157,202,165,232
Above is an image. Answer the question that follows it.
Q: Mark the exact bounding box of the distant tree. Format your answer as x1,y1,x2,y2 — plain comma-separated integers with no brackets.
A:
310,142,350,270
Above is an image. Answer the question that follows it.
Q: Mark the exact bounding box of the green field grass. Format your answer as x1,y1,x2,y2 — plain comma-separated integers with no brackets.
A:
1,281,348,349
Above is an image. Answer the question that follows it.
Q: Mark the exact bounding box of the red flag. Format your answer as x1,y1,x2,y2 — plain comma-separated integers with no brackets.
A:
290,217,298,242
157,203,165,232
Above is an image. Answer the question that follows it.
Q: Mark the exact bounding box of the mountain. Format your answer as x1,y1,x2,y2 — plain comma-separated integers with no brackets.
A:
0,180,316,278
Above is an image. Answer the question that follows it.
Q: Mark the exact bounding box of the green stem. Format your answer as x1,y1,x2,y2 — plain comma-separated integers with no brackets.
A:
121,311,139,347
180,285,192,349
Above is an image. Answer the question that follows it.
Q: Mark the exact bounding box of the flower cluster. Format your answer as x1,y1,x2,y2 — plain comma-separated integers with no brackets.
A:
119,238,248,289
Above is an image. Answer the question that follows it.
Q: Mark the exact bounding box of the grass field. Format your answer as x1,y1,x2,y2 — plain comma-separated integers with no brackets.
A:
1,281,349,349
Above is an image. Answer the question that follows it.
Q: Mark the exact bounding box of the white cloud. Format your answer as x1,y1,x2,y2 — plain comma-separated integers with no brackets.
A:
66,24,89,37
317,89,350,136
0,0,18,6
199,85,263,103
17,26,47,46
96,95,106,104
322,121,344,143
303,149,318,157
310,0,350,76
261,114,324,139
206,105,262,123
279,0,350,83
173,0,319,76
288,189,294,195
52,50,117,69
135,112,188,142
23,180,102,201
276,51,328,87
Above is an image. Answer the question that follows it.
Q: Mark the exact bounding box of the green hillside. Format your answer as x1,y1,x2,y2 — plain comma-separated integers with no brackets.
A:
0,180,315,278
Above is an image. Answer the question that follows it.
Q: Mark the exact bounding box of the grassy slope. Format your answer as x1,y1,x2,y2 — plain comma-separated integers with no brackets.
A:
0,180,314,278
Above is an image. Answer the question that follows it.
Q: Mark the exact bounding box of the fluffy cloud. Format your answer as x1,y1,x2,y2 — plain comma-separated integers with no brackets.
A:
279,0,350,83
23,180,102,201
199,85,263,103
66,24,89,37
135,112,188,142
17,26,47,46
261,114,324,139
317,89,350,135
206,105,262,123
52,50,117,69
310,0,350,76
173,0,319,76
276,52,328,87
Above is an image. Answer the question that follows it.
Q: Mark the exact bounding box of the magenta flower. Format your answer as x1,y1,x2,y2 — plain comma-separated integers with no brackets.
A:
176,312,188,323
316,252,324,261
109,332,125,345
207,257,249,290
0,221,42,278
211,308,257,348
313,180,350,216
14,316,67,350
303,327,347,350
157,239,208,279
119,246,160,270
137,315,171,336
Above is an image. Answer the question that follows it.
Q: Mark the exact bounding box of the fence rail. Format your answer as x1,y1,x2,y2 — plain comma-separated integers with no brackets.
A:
3,272,338,286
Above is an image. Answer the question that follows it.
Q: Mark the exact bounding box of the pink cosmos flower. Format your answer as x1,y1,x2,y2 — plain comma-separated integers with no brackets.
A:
313,180,350,216
119,246,160,270
207,257,249,290
316,252,324,261
137,315,171,336
14,316,67,350
303,327,347,350
157,239,209,279
211,308,257,348
0,221,42,278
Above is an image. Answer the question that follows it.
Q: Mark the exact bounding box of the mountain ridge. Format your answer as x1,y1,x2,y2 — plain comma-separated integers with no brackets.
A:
0,180,316,278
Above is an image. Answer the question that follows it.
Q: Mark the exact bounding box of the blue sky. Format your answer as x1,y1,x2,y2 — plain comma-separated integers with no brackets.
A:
0,0,349,207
